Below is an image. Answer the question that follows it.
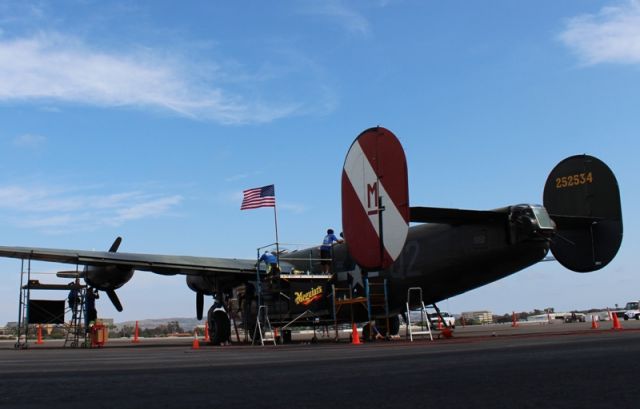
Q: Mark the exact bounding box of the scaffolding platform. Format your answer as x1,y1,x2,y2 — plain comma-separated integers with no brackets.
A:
15,259,88,349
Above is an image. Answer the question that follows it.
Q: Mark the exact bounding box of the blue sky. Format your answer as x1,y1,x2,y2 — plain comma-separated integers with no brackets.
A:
0,0,638,324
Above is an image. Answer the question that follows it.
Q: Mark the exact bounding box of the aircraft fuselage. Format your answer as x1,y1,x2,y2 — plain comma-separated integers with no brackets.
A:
282,211,550,316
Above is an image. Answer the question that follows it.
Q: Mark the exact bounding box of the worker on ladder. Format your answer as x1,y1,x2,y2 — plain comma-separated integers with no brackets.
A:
67,278,81,314
258,250,280,280
321,228,343,274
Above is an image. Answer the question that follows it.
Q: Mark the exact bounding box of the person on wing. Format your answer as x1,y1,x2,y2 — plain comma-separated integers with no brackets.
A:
321,228,343,274
258,250,280,276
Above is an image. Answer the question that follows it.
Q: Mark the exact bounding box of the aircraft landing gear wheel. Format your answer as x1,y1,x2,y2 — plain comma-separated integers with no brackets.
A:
207,307,231,346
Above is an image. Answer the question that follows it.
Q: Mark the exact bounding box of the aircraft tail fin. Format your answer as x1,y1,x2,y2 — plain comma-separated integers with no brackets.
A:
543,155,622,272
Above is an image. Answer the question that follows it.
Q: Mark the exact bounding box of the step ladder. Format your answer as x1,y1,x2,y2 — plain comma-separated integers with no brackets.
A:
252,305,277,346
64,284,87,348
405,287,433,341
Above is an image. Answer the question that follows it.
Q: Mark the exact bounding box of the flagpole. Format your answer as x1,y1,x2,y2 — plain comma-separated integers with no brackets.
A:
273,202,280,264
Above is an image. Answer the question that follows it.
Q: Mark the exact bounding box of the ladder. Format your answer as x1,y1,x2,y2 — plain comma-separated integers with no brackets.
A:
365,277,389,319
15,259,31,349
64,285,87,348
331,273,391,341
405,287,433,341
252,305,277,346
365,276,389,340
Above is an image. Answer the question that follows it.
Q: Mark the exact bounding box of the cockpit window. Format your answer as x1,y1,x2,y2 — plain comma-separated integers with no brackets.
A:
531,206,554,229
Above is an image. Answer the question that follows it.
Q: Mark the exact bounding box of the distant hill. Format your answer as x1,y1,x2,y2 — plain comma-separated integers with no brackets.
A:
116,317,204,331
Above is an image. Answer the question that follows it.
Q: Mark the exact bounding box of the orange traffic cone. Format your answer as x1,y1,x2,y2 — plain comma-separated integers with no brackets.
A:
204,321,210,343
511,312,519,328
132,321,140,343
36,324,44,345
591,315,599,329
192,329,200,349
612,313,623,330
351,323,361,345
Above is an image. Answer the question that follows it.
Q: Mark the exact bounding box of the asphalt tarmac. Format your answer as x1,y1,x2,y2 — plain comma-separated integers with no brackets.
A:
1,323,639,409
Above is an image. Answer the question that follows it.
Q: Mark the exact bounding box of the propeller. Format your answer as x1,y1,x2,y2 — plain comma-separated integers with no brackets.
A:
106,289,124,312
105,236,124,311
196,291,204,320
109,236,122,252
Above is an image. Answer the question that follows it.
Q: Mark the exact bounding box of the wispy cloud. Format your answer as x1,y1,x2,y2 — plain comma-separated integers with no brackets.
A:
0,33,299,124
13,134,46,149
559,0,640,65
225,173,250,182
0,185,183,233
115,195,183,223
299,0,371,36
224,170,265,182
279,202,308,214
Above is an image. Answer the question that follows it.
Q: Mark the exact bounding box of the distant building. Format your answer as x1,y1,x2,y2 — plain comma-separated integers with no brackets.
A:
462,310,493,324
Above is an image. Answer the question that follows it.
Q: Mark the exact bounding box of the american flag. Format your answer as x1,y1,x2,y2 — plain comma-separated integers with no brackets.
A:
240,184,276,210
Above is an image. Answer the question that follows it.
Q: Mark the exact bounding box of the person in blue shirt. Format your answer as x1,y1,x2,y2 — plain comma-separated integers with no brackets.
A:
258,250,280,276
321,228,343,274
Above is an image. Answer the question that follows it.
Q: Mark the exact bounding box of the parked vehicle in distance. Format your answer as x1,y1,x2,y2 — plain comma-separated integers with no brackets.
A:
408,309,456,328
564,312,586,323
623,301,640,320
430,311,456,328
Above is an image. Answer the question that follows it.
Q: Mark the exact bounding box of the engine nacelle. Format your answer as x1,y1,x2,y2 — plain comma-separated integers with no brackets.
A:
85,265,134,291
186,275,215,296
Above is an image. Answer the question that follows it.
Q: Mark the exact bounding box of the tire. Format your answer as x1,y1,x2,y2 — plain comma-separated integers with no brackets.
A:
636,314,640,321
207,307,231,345
624,315,629,321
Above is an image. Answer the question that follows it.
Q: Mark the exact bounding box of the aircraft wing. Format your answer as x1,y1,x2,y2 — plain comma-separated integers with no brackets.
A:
0,245,258,277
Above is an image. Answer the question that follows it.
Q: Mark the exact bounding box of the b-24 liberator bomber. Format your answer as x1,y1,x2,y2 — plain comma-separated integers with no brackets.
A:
0,127,622,344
